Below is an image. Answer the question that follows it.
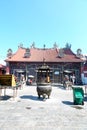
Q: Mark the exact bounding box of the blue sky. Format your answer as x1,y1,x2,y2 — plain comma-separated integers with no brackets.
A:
0,0,87,62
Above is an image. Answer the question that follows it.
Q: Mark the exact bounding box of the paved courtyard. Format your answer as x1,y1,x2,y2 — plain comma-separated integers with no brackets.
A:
0,84,87,130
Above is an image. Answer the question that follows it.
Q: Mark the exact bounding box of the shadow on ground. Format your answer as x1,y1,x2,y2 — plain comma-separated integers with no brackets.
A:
62,100,73,105
62,100,85,110
84,96,87,102
20,95,43,101
0,95,11,101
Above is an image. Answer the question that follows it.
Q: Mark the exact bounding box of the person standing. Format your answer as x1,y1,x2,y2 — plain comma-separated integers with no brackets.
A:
71,74,76,85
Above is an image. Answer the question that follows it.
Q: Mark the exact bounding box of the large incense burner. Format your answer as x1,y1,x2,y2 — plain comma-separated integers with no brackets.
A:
36,64,52,99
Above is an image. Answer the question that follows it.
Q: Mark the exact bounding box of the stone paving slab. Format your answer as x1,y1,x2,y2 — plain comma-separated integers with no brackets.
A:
0,85,87,130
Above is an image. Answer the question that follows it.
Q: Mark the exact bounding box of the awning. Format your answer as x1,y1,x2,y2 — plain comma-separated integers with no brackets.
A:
63,70,73,74
16,70,25,73
28,75,34,78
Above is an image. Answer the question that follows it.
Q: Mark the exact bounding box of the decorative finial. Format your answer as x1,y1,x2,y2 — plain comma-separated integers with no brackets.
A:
43,44,46,49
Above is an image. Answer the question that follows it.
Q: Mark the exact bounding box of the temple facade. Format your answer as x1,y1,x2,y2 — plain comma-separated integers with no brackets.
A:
5,46,84,84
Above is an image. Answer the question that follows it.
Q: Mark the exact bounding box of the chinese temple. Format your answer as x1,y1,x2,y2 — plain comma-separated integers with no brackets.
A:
5,45,84,84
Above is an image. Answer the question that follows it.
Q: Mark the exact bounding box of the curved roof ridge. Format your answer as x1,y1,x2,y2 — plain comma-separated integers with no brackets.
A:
30,47,57,50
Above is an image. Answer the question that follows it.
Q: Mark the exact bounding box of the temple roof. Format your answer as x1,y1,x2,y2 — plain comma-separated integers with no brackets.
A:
0,64,5,69
5,47,83,63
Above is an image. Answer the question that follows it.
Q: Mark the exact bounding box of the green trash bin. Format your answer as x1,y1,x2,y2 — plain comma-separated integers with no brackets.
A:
72,87,84,105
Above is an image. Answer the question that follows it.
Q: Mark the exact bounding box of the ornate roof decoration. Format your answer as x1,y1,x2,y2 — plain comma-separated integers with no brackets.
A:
24,48,31,58
30,42,35,48
18,43,23,48
76,48,82,58
7,48,13,58
58,49,64,58
43,44,46,50
53,42,58,49
65,43,71,49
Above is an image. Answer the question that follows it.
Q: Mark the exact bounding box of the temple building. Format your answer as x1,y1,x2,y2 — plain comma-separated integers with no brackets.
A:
0,64,6,75
5,45,84,84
